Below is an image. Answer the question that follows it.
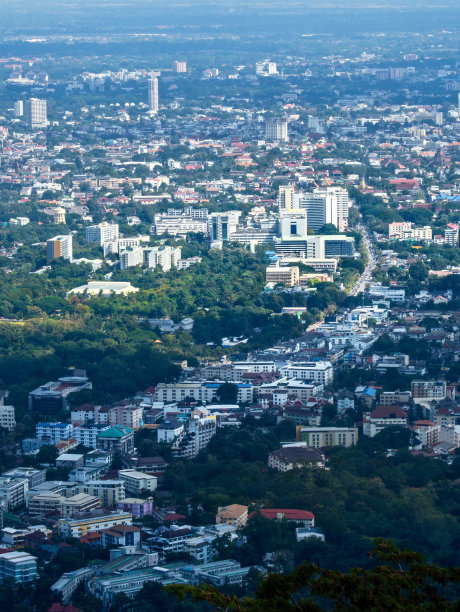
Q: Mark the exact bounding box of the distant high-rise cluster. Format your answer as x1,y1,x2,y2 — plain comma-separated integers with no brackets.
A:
148,75,159,114
25,98,47,129
278,186,350,233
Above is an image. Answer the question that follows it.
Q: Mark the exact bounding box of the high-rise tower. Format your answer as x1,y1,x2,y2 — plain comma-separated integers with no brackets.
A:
25,98,47,129
148,75,159,114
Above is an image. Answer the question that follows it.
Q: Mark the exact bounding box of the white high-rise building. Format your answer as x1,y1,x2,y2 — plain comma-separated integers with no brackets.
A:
208,211,242,242
85,222,119,246
323,187,350,231
280,209,308,240
120,247,144,270
47,235,73,263
278,186,294,211
14,101,23,118
148,75,159,114
293,193,336,232
293,187,349,232
25,98,47,129
173,61,187,73
265,119,288,142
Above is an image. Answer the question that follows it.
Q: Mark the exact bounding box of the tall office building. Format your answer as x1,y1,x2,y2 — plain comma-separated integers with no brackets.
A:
265,119,288,142
293,187,349,232
293,193,336,232
173,61,187,73
280,209,308,240
47,235,73,263
85,222,119,246
14,101,23,118
278,186,294,211
148,75,159,114
25,98,47,129
208,211,242,242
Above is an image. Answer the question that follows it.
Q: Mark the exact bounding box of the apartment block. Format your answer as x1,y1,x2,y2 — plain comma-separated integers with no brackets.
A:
266,265,299,287
216,504,248,527
280,361,334,385
47,235,73,263
0,551,38,583
36,422,74,444
79,480,125,507
154,381,253,404
411,380,447,400
0,478,29,509
0,405,16,430
118,470,157,496
96,426,135,454
297,426,358,448
57,511,133,538
85,222,119,246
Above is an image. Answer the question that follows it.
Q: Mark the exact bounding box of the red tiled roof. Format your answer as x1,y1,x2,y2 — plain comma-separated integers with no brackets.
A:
370,405,407,419
163,513,186,522
249,508,314,521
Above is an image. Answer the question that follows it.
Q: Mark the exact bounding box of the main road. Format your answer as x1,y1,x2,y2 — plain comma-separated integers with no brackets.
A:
350,224,378,296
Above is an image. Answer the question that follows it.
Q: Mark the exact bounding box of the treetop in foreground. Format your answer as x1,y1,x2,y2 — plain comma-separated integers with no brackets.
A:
167,539,460,611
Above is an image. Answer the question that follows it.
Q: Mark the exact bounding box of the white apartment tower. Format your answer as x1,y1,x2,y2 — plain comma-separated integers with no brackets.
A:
85,222,119,246
14,101,23,118
148,76,159,114
173,61,187,73
47,235,73,263
293,187,349,232
25,98,47,129
265,119,288,142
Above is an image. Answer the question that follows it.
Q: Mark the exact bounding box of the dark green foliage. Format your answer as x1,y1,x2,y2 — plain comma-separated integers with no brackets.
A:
168,540,460,611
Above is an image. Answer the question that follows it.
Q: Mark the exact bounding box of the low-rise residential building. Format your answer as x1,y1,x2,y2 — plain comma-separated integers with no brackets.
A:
56,453,85,469
337,389,354,414
1,526,51,549
117,498,154,518
118,470,157,496
0,404,16,430
249,508,315,527
412,420,441,448
57,511,133,538
73,424,110,448
28,492,101,517
439,425,460,448
297,426,358,448
51,567,95,603
268,446,326,471
216,504,248,527
0,477,29,509
173,417,217,459
2,468,46,489
362,405,408,437
96,425,135,454
180,559,252,588
266,265,299,287
379,390,411,406
411,380,447,400
154,381,253,404
80,480,125,507
280,361,334,385
100,525,141,549
0,551,38,583
36,422,75,444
